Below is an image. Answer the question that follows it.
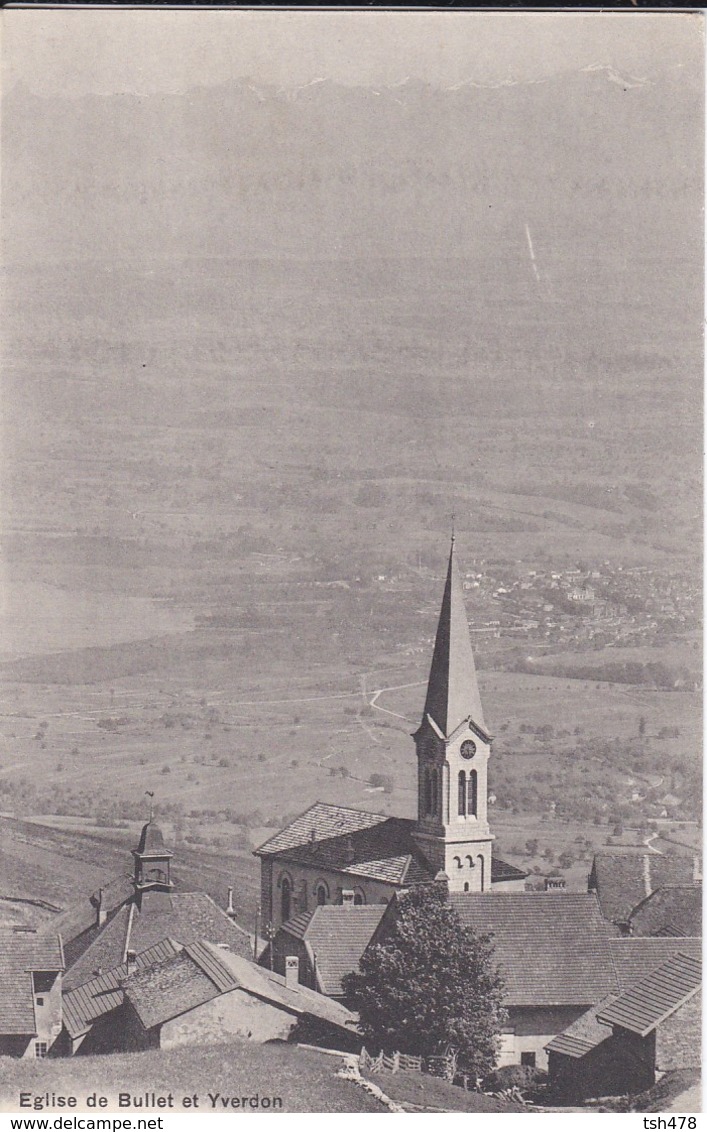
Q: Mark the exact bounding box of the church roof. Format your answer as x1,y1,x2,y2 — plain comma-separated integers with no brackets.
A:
421,538,486,738
63,892,252,992
254,802,436,886
278,905,387,997
450,893,616,1007
588,852,696,926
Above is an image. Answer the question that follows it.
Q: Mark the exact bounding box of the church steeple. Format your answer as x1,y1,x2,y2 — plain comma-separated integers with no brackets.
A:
413,537,494,893
423,535,485,737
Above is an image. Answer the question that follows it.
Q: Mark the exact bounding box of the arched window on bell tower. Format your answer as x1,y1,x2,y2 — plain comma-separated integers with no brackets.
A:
424,769,432,815
281,876,291,923
467,770,478,818
430,769,438,817
458,771,466,817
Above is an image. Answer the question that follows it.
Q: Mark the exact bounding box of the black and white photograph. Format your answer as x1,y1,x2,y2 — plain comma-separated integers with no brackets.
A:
0,8,703,1117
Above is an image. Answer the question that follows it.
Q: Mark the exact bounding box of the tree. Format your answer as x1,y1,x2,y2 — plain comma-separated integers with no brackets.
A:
342,885,505,1078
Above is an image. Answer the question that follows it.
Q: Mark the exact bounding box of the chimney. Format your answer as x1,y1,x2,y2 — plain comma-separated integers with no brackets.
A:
544,877,566,891
341,889,355,905
226,887,237,921
434,870,450,897
126,949,137,976
284,955,299,988
343,835,356,864
96,888,107,927
643,853,652,898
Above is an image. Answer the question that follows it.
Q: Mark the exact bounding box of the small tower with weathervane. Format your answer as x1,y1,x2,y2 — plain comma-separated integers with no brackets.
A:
412,536,494,892
131,794,174,907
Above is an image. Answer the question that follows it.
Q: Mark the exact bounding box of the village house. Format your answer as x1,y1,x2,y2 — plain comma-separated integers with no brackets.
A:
546,946,702,1101
0,928,64,1058
60,938,357,1057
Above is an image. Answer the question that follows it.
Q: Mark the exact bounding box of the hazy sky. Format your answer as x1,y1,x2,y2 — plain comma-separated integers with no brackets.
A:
2,10,702,96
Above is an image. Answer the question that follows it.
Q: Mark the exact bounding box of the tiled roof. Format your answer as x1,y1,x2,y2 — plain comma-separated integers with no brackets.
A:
64,892,252,992
589,853,696,925
450,893,616,1007
57,875,135,967
0,930,64,1036
629,884,702,939
597,952,702,1037
547,938,703,1060
609,937,702,990
124,952,224,1030
491,858,528,882
208,946,356,1030
254,802,435,886
546,997,615,1059
62,939,180,1038
280,905,387,996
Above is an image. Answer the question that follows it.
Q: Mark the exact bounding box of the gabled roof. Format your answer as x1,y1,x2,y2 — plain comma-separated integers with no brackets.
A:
119,941,356,1033
0,930,64,1036
254,802,435,886
597,952,702,1037
545,996,615,1059
64,892,252,992
629,884,702,939
279,905,387,996
124,948,233,1030
547,938,704,1059
609,937,702,990
421,538,486,738
589,852,696,926
450,893,615,1007
62,939,180,1039
207,945,356,1030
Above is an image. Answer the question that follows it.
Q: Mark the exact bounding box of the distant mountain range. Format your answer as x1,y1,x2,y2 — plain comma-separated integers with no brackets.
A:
4,64,701,265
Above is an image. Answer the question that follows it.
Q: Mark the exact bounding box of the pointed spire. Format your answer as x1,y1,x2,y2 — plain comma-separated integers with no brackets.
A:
423,537,485,736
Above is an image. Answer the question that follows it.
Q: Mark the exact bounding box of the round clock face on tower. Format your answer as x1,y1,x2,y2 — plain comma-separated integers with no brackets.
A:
460,740,476,760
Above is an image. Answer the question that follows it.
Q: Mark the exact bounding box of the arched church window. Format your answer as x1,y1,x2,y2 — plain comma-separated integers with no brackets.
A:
454,856,462,869
316,885,327,906
468,770,478,817
430,769,438,816
353,892,365,905
477,854,485,891
281,877,292,923
458,771,466,817
466,855,473,867
424,770,433,815
464,882,470,893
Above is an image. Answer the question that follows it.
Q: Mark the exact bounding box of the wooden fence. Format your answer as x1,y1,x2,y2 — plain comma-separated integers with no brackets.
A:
359,1046,456,1081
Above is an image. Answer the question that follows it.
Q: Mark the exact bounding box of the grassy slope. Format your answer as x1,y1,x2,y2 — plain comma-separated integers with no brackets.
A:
0,1041,384,1114
367,1070,520,1113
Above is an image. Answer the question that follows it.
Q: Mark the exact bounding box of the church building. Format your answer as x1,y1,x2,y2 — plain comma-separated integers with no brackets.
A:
255,537,527,932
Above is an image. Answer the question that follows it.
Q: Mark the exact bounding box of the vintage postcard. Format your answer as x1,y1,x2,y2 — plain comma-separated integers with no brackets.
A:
0,8,703,1119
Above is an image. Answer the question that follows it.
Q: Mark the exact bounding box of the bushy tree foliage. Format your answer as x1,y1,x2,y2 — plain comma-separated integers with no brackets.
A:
343,884,506,1078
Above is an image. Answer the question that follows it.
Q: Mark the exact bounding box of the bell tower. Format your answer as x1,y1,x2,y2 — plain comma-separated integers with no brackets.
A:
412,536,494,892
